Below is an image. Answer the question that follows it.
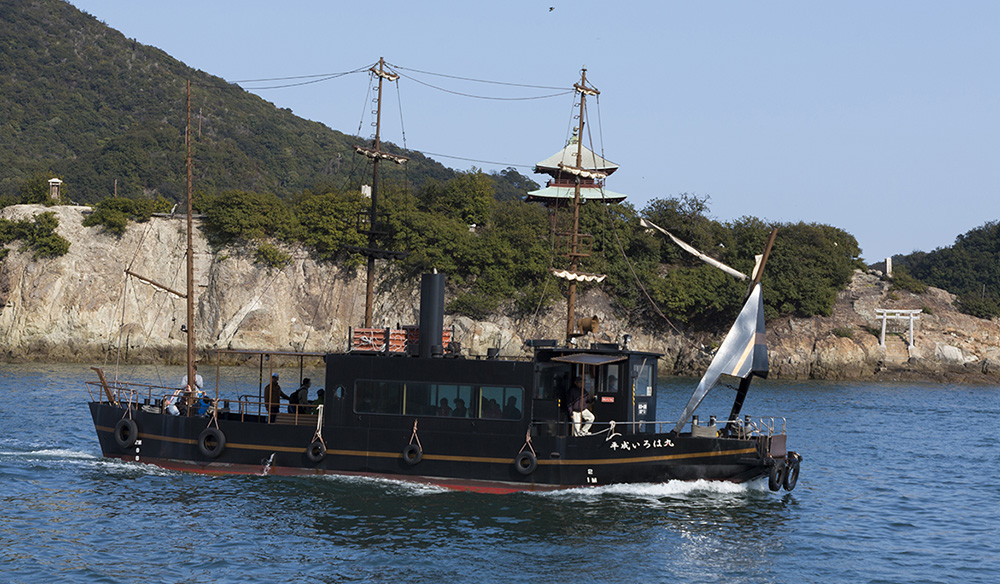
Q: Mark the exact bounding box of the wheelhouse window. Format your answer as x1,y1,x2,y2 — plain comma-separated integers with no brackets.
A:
633,359,654,397
355,380,523,420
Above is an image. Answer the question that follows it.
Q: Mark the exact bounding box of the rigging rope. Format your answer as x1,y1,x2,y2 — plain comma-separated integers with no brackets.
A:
389,64,571,91
395,71,573,101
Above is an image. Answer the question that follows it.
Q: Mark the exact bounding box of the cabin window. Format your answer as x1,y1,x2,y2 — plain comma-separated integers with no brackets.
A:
601,363,622,394
479,385,523,420
633,360,654,397
355,380,402,414
355,380,522,420
535,363,572,400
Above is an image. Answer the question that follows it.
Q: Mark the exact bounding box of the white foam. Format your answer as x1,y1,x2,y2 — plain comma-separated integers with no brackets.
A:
0,448,98,461
95,458,180,477
535,478,770,501
316,473,449,495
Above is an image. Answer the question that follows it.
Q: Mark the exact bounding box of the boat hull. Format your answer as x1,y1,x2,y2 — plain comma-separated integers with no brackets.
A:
90,402,772,492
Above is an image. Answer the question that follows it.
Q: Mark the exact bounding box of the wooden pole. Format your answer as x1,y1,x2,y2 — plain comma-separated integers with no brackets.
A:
566,68,588,344
185,80,196,412
364,57,387,328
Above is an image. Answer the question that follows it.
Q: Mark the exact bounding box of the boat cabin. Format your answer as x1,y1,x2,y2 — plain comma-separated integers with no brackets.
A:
319,342,660,440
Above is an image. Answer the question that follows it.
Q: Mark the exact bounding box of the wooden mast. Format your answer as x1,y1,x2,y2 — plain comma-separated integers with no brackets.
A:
363,58,388,328
353,57,407,329
565,68,598,344
184,79,196,410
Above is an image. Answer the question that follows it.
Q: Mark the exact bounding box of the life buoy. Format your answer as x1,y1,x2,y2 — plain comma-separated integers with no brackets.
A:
768,460,786,491
514,451,537,475
114,418,139,449
402,443,422,465
198,427,226,458
783,459,800,491
306,440,327,463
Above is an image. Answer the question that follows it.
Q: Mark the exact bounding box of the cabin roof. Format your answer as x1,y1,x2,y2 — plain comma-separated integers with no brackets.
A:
551,353,628,366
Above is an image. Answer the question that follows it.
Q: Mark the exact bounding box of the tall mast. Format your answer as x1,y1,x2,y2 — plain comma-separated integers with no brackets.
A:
565,68,599,344
352,57,408,328
184,80,196,409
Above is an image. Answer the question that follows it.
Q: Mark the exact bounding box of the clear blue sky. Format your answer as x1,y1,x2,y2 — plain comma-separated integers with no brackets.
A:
69,0,999,263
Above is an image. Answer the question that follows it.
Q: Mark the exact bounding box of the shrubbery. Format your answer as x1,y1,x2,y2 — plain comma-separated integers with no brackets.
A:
0,212,71,259
82,195,172,236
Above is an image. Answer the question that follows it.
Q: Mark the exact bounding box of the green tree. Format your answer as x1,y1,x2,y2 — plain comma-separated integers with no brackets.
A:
197,190,297,246
0,211,71,259
82,195,172,236
293,189,367,263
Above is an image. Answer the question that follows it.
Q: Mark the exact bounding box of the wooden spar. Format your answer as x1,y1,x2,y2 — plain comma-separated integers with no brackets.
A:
747,227,778,297
124,269,186,298
184,80,196,411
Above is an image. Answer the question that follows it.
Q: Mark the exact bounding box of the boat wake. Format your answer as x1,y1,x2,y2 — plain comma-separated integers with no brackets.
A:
2,447,97,459
536,478,771,501
315,473,450,495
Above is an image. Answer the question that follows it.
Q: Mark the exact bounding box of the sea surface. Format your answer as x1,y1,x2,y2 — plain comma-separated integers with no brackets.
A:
1,362,998,583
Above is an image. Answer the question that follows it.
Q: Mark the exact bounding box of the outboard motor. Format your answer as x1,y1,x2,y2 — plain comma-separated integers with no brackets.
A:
419,272,446,358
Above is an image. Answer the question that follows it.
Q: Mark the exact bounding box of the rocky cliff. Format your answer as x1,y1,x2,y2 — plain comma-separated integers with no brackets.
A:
2,205,998,381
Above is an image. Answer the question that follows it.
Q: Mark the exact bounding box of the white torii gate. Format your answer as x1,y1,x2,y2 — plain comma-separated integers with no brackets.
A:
874,308,921,348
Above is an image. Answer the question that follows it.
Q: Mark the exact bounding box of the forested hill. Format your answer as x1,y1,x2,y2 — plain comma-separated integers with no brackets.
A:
0,0,462,203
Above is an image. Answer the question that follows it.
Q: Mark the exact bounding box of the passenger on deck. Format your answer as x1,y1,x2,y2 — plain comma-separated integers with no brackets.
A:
179,365,204,392
452,398,468,418
289,378,310,413
569,376,595,436
311,388,325,414
263,373,288,421
502,396,521,420
164,388,183,416
607,375,618,392
437,397,452,417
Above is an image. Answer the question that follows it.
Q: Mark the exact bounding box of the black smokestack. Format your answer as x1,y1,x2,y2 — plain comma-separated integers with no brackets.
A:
419,272,445,358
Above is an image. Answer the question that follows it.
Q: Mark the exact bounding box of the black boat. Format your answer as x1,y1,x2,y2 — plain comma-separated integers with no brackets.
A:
87,64,801,493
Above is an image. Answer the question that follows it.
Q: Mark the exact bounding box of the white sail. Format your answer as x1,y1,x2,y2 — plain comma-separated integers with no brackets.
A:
673,282,768,433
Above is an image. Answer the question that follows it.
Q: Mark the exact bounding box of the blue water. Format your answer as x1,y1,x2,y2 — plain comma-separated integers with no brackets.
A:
1,362,998,583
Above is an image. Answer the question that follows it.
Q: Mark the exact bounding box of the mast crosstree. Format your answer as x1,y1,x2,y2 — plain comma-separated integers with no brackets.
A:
346,57,408,328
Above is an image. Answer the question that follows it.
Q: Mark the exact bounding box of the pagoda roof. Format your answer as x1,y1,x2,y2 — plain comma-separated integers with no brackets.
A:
534,142,619,175
524,185,627,204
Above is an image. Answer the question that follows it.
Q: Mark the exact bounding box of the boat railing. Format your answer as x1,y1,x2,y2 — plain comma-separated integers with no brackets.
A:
233,395,320,425
86,378,176,409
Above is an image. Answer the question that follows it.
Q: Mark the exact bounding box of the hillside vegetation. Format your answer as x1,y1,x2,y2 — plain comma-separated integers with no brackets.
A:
890,221,1000,319
3,0,995,331
0,0,461,204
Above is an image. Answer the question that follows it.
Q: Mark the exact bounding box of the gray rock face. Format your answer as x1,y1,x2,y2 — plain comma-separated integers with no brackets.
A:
2,205,998,381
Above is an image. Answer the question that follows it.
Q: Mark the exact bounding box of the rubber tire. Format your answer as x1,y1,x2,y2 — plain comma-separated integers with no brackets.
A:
198,428,226,458
114,418,139,449
306,440,327,463
783,460,800,491
402,444,422,465
768,460,786,492
514,451,537,475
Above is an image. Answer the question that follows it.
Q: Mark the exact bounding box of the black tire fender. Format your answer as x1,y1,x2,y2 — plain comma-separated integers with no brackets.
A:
198,427,226,458
514,451,537,475
306,440,327,463
402,443,422,465
114,418,139,449
783,459,800,491
768,460,786,492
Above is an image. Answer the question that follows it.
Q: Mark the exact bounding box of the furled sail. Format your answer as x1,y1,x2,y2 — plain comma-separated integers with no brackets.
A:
673,282,768,433
639,217,747,281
